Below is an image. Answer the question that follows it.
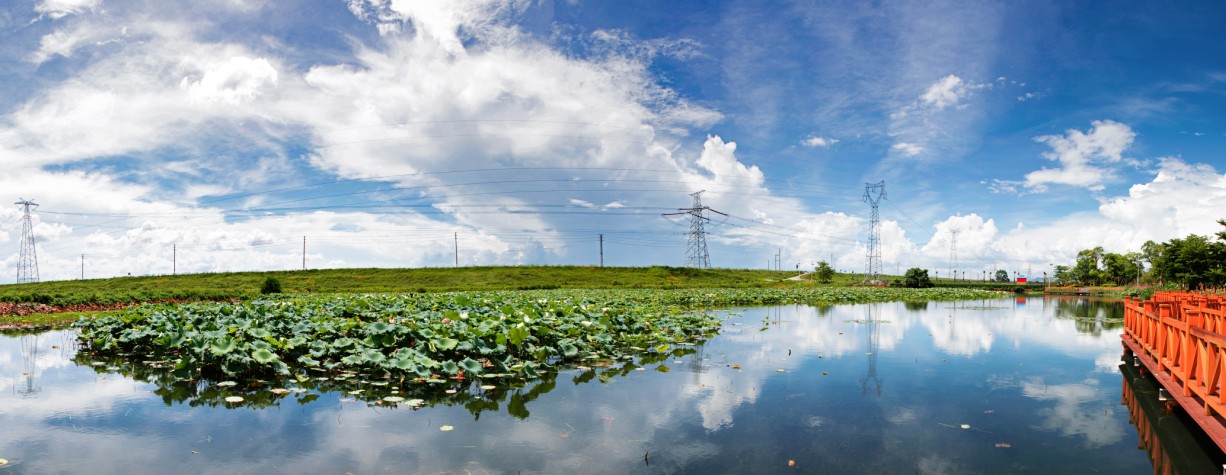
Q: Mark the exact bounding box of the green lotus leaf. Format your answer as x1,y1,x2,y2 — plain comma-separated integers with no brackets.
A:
459,357,482,375
435,337,459,351
210,338,238,356
252,348,279,365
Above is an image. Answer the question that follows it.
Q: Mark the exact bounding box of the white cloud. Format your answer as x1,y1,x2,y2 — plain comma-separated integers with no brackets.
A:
181,56,279,104
801,135,837,148
920,74,967,109
891,142,923,156
1097,157,1226,239
1023,120,1137,191
35,0,101,20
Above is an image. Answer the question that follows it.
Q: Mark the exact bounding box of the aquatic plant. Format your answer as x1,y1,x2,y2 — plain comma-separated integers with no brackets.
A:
75,287,1002,387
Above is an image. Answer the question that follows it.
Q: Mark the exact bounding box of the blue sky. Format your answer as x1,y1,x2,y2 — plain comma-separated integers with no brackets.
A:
1,0,1225,281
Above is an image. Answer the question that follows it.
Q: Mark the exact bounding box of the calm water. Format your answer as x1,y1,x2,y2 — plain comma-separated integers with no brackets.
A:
0,297,1220,474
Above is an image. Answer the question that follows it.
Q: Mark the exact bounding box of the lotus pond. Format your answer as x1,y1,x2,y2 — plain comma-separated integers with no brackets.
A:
1,291,1223,473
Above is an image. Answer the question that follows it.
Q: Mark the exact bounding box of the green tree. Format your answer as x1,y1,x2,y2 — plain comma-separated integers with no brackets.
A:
1161,234,1226,289
1052,265,1071,285
902,268,933,288
813,261,836,283
1102,252,1142,285
1141,240,1165,283
993,269,1009,283
1072,246,1104,285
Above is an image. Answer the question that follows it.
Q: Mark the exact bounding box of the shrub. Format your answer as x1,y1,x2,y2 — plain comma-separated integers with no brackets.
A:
903,268,933,288
260,277,282,294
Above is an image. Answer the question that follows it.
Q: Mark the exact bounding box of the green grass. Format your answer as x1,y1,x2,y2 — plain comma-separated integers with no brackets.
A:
0,266,802,299
0,266,810,327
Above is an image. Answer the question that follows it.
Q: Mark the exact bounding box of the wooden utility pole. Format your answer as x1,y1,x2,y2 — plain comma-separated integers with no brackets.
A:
599,234,604,267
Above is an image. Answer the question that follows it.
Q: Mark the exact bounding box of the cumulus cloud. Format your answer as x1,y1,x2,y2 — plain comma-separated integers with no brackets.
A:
920,74,970,109
1097,158,1226,238
801,135,837,148
1,0,887,279
1023,120,1137,191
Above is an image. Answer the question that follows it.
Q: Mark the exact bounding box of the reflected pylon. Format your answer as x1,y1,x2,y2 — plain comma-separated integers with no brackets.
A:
860,304,883,398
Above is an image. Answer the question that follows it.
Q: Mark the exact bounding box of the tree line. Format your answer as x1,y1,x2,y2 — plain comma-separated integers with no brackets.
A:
1053,219,1226,289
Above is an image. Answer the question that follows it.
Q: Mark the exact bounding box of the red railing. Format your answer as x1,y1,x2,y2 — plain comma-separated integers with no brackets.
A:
1123,290,1226,452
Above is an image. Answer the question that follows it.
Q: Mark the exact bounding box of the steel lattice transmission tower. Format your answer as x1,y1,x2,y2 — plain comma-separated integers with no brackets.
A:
948,229,959,281
862,182,886,282
663,190,727,268
15,198,39,284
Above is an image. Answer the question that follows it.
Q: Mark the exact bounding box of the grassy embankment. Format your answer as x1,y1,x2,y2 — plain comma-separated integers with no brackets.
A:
0,266,809,328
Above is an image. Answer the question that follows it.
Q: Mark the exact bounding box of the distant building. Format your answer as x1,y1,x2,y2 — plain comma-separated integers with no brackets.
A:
1016,274,1028,283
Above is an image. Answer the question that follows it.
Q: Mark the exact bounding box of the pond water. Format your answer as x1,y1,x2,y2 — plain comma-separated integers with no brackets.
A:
1,296,1222,474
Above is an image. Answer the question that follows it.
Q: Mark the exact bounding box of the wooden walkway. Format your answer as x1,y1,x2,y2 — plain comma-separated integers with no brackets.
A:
1122,291,1226,457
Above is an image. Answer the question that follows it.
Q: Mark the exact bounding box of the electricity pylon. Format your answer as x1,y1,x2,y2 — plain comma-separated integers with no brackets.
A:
662,190,727,268
862,182,885,282
16,198,39,284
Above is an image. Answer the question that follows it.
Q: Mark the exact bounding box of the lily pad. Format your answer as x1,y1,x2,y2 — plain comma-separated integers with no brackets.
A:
224,396,244,403
269,388,291,395
383,396,405,403
216,381,238,387
439,425,454,431
480,385,496,390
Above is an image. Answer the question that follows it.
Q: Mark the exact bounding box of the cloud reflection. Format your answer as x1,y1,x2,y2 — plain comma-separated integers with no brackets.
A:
0,298,1145,473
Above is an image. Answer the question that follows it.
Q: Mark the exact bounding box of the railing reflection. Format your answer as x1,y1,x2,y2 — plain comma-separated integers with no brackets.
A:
1120,357,1225,475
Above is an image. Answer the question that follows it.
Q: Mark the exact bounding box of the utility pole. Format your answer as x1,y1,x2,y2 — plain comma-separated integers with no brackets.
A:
454,232,459,267
302,236,306,270
15,198,39,284
862,182,886,283
599,234,604,267
662,190,726,268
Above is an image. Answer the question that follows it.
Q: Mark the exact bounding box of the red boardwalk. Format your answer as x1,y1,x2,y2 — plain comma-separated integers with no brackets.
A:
1122,291,1226,454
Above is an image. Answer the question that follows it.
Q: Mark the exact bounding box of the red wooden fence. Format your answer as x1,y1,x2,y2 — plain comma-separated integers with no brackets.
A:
1123,290,1226,453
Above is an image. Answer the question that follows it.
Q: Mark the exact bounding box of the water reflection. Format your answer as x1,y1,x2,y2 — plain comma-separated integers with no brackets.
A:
860,305,883,398
0,297,1206,474
1119,358,1226,474
19,334,41,398
1048,297,1125,336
